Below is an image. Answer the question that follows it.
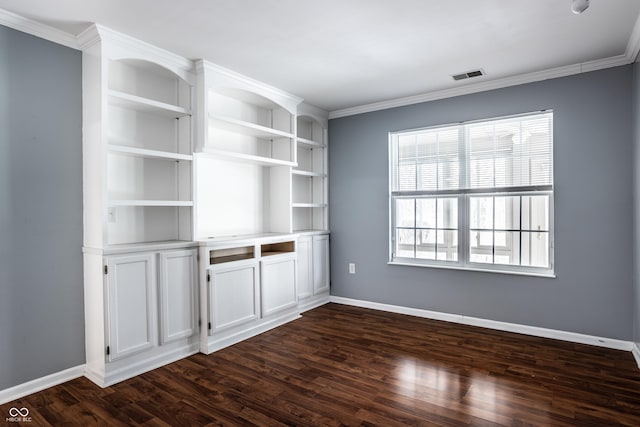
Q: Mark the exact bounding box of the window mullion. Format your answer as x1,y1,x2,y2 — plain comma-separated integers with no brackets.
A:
459,194,468,266
459,126,468,265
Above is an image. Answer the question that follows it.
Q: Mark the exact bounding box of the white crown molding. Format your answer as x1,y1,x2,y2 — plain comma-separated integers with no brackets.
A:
196,59,304,105
0,365,85,405
75,23,100,51
330,296,635,353
0,7,78,49
329,54,632,119
626,12,640,62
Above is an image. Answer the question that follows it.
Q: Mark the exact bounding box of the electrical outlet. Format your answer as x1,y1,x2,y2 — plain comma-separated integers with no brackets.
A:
348,263,356,274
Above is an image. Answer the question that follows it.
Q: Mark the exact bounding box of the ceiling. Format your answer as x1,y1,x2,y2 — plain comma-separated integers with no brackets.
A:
0,0,639,113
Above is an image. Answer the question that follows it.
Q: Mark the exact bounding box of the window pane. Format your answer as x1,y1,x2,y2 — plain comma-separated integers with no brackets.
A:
522,195,549,231
416,230,436,260
470,197,493,229
396,228,415,258
416,199,436,228
436,230,458,261
494,231,520,265
470,231,493,263
521,231,549,268
396,199,415,227
494,196,520,230
437,198,458,229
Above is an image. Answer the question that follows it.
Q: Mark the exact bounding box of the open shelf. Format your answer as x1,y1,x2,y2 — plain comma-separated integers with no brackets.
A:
109,90,191,118
108,144,193,161
209,114,294,140
261,241,295,257
209,246,255,265
293,229,330,236
106,205,192,246
297,137,325,148
201,148,296,167
292,169,325,177
108,200,194,207
292,203,326,208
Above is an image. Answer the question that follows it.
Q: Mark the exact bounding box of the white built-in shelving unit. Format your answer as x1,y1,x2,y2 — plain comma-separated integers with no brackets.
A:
194,60,301,240
293,105,329,234
79,27,331,387
80,25,199,388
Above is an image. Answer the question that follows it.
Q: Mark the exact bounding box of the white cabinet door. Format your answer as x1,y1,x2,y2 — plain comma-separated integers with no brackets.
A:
105,253,156,361
313,235,330,294
261,254,297,317
159,249,197,344
210,259,260,333
297,236,313,299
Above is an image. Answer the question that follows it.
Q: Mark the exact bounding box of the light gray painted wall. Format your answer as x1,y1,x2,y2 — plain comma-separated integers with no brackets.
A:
0,25,84,389
329,66,634,340
633,63,640,344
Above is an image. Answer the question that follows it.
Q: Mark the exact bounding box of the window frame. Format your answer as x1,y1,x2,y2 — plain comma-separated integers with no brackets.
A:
388,111,555,277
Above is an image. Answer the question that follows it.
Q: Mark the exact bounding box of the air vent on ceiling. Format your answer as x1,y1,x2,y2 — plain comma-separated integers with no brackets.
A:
452,69,485,81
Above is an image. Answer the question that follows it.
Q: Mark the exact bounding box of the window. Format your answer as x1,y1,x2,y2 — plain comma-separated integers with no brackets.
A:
389,111,553,275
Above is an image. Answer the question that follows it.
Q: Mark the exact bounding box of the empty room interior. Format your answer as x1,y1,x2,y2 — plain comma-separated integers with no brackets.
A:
2,0,640,425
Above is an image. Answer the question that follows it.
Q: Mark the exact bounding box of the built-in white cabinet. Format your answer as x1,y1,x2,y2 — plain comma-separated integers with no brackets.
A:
105,253,156,361
297,234,330,312
209,258,260,332
313,235,330,294
159,249,198,344
199,235,300,354
261,251,298,317
296,236,313,299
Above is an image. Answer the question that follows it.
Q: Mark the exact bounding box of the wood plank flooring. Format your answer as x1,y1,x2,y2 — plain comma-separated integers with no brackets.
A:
2,303,640,426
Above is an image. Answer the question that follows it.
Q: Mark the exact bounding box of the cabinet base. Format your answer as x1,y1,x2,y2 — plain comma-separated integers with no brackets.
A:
203,311,301,355
298,293,330,313
85,341,200,388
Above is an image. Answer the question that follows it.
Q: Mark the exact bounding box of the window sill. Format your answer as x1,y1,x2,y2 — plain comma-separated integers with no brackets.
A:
388,260,556,279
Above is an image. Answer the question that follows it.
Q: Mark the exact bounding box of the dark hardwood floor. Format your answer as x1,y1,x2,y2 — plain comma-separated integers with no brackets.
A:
3,303,640,426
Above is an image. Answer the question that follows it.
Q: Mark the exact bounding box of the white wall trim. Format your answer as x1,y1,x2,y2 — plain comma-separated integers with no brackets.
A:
0,8,78,49
330,296,634,352
0,365,85,405
632,343,640,369
328,54,632,119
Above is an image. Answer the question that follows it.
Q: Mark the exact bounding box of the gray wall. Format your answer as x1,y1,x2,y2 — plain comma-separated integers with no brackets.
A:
634,63,640,345
0,25,84,389
329,66,634,340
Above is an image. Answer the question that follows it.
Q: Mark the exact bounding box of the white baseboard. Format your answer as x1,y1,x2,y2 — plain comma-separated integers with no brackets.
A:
205,312,302,354
298,294,331,313
632,343,640,369
0,365,85,405
330,296,634,352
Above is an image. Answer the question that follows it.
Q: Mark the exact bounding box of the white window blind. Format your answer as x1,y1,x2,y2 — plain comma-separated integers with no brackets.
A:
392,112,553,193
